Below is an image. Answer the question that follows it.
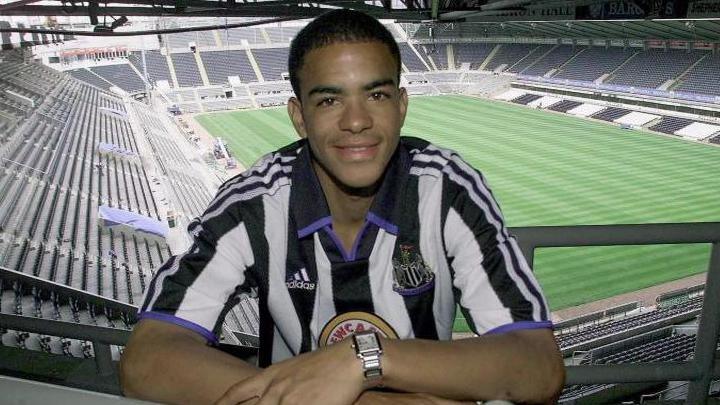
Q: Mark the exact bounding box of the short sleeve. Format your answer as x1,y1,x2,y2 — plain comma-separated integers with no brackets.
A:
441,154,552,336
138,207,255,344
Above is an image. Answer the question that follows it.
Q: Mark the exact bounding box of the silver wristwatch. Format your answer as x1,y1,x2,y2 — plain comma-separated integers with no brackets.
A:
352,331,383,387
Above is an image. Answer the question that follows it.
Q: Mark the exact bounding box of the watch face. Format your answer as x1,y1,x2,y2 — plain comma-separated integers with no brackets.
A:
355,333,378,351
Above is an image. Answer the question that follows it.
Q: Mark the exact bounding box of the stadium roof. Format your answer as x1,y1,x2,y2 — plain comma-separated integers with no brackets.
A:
0,0,718,40
409,19,720,41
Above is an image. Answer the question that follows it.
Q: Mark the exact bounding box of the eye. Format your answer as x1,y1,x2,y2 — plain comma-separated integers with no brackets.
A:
318,97,337,107
370,92,390,101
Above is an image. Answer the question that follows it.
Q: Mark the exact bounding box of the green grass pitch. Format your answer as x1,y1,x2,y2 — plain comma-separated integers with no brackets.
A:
196,95,719,331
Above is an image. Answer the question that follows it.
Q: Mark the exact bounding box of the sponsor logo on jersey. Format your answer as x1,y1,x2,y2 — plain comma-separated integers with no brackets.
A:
286,268,315,290
318,311,398,347
391,244,435,296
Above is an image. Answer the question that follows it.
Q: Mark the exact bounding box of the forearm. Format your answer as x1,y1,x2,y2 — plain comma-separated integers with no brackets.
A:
120,323,260,404
381,329,564,404
354,391,476,405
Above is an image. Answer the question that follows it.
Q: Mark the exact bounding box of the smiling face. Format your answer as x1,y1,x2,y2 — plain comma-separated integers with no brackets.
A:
288,41,408,192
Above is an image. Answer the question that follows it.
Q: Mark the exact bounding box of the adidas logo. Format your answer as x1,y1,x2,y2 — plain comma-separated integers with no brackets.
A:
286,268,316,290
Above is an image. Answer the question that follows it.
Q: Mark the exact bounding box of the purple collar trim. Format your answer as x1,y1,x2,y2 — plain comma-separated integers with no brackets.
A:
366,212,398,235
297,216,333,239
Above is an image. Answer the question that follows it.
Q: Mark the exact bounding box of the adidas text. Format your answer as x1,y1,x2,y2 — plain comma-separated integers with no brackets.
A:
286,280,316,290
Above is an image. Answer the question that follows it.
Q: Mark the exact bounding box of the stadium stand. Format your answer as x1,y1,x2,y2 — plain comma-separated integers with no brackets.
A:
555,296,703,352
526,95,562,109
200,50,258,85
560,330,707,403
675,53,720,96
506,44,553,74
170,53,204,87
0,51,263,372
264,26,300,44
165,31,217,49
248,81,292,95
648,116,695,135
128,102,214,218
424,72,462,83
592,333,696,365
520,45,584,77
511,93,542,105
219,27,267,46
484,44,537,72
399,42,429,72
251,47,290,81
67,69,113,91
196,87,225,99
420,43,448,69
590,106,632,122
128,50,173,88
89,64,146,93
607,49,706,89
453,43,495,70
553,46,635,82
0,273,135,361
547,99,582,112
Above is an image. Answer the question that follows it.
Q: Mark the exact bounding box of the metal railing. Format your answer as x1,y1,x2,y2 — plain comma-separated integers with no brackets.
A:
512,222,720,404
0,222,719,403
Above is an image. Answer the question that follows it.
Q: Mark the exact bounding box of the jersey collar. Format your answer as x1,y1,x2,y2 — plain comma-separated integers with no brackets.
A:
290,139,410,239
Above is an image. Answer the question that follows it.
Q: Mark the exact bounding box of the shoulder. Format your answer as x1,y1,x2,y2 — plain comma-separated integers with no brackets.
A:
400,136,481,182
218,140,302,196
200,141,303,222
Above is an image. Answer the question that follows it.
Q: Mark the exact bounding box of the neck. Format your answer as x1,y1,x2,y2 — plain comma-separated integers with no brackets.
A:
314,162,376,226
313,161,379,253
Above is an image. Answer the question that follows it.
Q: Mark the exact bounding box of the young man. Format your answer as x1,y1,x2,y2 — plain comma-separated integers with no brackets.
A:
120,9,564,405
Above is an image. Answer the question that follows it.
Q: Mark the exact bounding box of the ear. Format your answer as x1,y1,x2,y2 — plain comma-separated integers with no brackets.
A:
287,97,308,139
397,87,409,127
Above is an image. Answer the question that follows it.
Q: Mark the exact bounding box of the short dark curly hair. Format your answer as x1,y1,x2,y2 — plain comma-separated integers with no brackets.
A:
288,9,401,100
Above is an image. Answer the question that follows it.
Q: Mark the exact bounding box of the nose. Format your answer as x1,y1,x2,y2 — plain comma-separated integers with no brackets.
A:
339,99,372,134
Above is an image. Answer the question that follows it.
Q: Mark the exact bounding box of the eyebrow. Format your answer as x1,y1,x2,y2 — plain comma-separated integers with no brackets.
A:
307,78,397,98
363,78,396,91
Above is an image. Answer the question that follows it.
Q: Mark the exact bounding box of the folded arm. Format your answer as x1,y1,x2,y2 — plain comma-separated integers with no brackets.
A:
120,319,260,404
381,328,564,404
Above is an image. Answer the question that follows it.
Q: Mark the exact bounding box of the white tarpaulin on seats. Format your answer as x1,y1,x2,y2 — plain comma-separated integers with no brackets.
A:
568,104,606,117
675,122,720,140
615,111,660,127
495,88,526,101
98,205,168,239
527,96,561,109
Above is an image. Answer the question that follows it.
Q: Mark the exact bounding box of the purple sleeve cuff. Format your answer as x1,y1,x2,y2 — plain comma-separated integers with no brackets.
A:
138,311,219,345
485,320,554,335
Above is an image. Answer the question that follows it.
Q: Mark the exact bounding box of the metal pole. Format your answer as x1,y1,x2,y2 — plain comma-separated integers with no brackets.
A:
93,341,115,377
686,242,720,404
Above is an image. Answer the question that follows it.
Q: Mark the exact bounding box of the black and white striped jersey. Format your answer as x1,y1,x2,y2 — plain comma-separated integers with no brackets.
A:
139,137,552,367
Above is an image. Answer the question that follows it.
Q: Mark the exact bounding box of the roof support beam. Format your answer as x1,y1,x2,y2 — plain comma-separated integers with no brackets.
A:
0,0,42,12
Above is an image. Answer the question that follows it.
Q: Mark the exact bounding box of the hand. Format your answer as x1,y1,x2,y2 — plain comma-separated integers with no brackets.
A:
354,391,477,405
214,338,364,405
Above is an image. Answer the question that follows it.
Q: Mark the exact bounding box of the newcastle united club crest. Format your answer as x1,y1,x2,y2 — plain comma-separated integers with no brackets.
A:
391,244,435,296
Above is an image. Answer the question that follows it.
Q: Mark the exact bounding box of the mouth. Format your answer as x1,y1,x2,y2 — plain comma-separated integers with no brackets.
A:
335,142,380,161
